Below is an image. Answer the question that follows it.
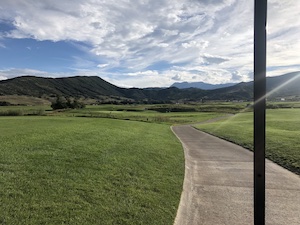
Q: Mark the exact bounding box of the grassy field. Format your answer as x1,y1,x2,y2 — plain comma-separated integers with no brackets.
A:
1,102,299,224
52,104,228,124
0,117,184,224
0,103,230,124
195,108,300,174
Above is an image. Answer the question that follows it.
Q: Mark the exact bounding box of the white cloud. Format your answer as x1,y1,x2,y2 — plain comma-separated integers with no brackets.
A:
0,75,7,80
0,68,122,88
97,63,109,68
0,68,47,80
127,70,159,77
267,1,300,70
0,0,299,87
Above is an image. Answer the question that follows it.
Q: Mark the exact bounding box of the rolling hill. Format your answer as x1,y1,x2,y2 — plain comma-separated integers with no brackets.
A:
0,76,124,98
0,72,299,103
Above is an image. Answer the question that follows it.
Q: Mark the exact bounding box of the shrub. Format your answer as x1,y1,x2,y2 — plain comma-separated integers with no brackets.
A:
51,96,85,110
0,101,11,106
0,110,23,116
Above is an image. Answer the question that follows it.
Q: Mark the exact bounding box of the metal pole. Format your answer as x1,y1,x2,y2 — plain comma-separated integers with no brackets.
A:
254,0,267,225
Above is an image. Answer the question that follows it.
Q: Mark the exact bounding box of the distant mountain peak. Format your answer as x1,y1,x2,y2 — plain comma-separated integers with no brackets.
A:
171,81,237,90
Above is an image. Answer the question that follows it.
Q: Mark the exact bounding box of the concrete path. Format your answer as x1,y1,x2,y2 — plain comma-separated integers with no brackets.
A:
172,125,300,225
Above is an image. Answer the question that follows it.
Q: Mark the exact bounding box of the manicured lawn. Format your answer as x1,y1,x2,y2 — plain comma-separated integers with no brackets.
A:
0,117,184,224
195,109,300,174
62,105,225,124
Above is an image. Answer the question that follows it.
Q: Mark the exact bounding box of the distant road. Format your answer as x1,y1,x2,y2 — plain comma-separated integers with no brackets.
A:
172,125,300,225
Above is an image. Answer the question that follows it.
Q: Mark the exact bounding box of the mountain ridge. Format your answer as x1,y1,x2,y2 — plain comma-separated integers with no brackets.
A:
171,81,238,90
0,72,300,103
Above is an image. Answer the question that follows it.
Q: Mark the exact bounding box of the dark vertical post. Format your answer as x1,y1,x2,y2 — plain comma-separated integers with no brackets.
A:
254,0,267,225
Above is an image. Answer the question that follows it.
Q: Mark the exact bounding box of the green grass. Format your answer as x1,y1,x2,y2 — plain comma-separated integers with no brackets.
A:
195,109,300,174
267,101,300,109
0,105,227,224
0,104,229,124
0,117,184,224
1,102,300,224
54,104,226,124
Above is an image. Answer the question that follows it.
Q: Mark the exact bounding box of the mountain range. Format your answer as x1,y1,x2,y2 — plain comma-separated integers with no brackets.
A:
0,72,299,103
171,81,237,90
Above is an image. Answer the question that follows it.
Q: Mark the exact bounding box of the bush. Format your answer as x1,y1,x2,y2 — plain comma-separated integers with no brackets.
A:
0,110,23,116
30,109,45,116
0,101,11,106
51,96,85,110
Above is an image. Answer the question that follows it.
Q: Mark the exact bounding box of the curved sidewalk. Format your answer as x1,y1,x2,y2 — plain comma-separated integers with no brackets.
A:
172,125,300,225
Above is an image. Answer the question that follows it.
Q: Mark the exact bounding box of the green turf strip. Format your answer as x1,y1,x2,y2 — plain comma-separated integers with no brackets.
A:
0,117,184,224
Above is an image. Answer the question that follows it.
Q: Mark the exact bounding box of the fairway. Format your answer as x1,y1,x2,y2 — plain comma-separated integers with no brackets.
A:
195,108,300,174
62,104,227,124
0,117,184,224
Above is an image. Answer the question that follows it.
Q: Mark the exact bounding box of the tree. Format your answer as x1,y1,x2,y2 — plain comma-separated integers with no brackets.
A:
51,96,85,110
51,96,67,110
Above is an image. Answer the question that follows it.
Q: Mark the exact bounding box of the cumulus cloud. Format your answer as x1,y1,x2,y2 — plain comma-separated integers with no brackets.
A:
0,75,7,80
267,0,300,71
0,0,299,87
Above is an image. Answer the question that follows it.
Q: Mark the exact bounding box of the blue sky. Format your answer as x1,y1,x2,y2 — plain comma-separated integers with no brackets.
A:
0,0,300,88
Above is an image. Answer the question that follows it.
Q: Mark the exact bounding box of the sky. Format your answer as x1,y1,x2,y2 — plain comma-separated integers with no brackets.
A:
0,0,299,88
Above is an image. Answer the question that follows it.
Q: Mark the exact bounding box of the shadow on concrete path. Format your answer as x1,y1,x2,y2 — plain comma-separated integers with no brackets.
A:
171,125,300,225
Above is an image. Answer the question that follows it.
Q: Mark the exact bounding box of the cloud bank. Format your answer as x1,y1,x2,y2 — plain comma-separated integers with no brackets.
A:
0,0,300,87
